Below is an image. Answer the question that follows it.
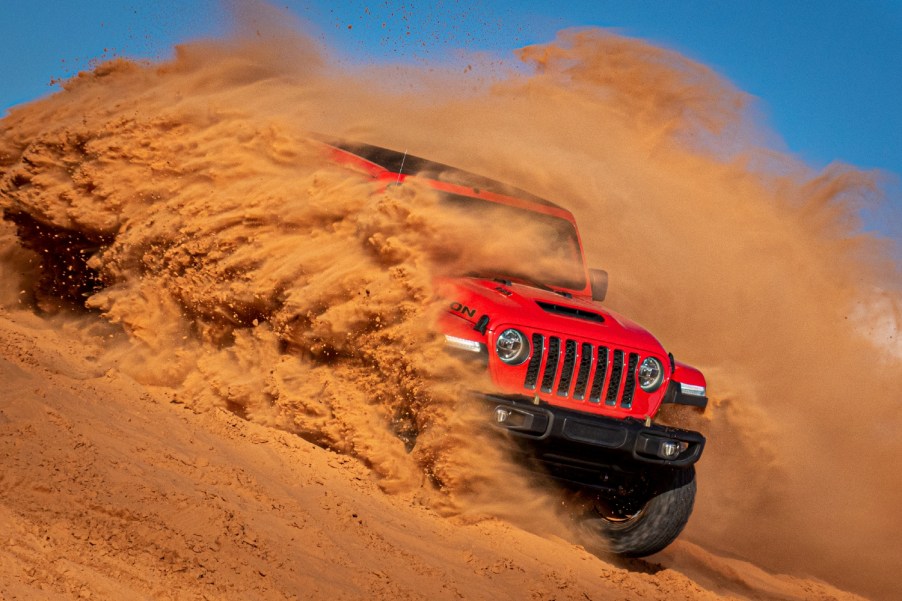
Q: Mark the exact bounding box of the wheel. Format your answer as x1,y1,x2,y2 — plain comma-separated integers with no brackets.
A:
581,466,696,558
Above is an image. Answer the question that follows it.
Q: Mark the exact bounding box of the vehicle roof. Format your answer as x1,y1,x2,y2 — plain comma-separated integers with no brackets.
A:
321,138,568,213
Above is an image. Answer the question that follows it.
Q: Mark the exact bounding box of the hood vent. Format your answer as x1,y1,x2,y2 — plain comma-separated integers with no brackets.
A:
535,301,605,324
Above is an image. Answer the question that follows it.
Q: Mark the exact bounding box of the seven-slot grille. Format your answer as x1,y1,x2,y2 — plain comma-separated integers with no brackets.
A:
523,333,643,409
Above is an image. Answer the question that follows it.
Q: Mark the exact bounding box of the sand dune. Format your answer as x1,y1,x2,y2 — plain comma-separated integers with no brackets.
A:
0,306,870,600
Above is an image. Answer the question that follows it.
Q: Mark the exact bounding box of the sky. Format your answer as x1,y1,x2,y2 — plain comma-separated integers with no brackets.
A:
1,1,900,224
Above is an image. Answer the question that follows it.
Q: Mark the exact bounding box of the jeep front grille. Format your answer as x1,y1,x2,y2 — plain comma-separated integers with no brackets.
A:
524,334,640,410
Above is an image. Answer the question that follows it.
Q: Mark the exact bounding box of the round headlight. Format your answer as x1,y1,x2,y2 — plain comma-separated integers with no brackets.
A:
638,357,664,392
495,329,530,365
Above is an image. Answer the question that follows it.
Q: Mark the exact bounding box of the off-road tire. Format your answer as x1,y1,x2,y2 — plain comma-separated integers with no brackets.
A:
584,466,696,558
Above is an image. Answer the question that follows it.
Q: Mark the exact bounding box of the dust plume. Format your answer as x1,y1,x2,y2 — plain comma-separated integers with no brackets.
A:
1,11,900,600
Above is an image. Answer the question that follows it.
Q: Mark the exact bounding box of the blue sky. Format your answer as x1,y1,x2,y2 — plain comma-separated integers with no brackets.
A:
2,1,900,206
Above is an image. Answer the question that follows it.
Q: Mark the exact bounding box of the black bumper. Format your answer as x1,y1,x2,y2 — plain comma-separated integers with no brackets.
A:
477,393,705,469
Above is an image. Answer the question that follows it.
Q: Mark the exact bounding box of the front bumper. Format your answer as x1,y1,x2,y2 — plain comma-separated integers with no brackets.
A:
477,393,705,469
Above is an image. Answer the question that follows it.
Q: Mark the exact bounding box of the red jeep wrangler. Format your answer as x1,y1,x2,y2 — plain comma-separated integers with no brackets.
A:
324,139,708,557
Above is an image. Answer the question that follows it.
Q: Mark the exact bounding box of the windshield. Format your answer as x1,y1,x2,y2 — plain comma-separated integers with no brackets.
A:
434,193,587,291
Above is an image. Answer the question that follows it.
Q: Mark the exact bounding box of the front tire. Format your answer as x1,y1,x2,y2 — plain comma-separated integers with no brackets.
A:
582,466,696,557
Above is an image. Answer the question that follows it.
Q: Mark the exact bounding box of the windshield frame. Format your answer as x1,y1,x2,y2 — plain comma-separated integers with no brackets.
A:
415,178,591,295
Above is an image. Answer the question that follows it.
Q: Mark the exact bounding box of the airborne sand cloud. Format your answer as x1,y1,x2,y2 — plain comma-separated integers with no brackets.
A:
1,6,900,599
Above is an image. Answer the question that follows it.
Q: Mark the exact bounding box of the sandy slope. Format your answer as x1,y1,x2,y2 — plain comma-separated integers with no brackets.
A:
0,307,870,601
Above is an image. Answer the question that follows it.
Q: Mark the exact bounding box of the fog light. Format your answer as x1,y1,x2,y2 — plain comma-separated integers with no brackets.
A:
492,406,532,429
660,440,683,459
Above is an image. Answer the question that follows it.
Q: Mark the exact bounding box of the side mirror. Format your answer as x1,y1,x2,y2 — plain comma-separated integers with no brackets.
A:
589,269,608,302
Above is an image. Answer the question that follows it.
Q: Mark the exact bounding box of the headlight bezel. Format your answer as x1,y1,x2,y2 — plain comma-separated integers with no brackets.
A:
638,356,665,392
495,328,531,365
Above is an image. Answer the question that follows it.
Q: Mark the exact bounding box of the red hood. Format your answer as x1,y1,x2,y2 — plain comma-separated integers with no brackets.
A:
437,276,666,356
